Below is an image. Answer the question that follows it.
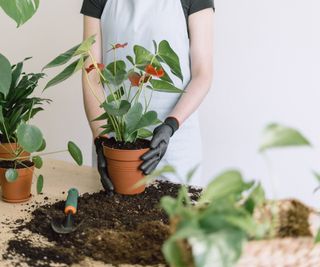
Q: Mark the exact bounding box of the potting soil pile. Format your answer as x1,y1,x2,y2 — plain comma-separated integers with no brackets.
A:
3,181,201,267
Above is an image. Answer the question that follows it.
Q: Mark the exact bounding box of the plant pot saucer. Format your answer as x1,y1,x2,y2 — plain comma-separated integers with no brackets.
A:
2,194,32,203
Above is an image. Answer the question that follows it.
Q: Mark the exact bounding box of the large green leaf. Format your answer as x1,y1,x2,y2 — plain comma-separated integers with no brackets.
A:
44,56,86,90
102,68,127,86
259,123,311,152
199,170,252,204
162,238,187,267
137,128,153,139
43,35,95,71
157,40,183,82
191,230,246,267
134,45,155,65
0,0,39,27
134,111,158,130
0,53,12,97
149,80,184,93
106,60,126,75
125,102,143,133
17,123,43,153
68,141,83,166
73,35,96,56
42,44,80,70
101,100,131,117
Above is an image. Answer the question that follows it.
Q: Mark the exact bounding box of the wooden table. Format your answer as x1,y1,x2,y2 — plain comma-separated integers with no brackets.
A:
0,159,157,267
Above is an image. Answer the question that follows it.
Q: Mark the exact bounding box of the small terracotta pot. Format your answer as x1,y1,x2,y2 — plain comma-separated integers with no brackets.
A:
103,145,149,195
0,143,30,159
0,165,34,203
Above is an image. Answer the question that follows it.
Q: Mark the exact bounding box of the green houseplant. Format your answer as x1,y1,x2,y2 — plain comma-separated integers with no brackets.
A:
141,165,267,267
0,53,83,203
44,37,184,195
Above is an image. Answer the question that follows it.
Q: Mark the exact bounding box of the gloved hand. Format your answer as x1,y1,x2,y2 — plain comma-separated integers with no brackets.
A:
140,117,179,175
94,136,114,195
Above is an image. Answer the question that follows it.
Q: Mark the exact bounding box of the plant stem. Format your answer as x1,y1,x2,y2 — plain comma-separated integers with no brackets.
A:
84,71,103,105
88,51,106,83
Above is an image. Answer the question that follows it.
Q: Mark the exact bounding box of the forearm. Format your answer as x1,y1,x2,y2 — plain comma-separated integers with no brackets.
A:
82,71,106,139
170,8,214,125
169,73,212,125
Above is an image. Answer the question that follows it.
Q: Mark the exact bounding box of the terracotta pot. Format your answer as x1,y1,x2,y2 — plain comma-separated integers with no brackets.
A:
103,145,149,195
0,165,34,203
0,143,30,159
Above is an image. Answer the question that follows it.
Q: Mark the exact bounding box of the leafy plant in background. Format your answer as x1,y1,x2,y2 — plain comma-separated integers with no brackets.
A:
0,53,83,193
43,36,184,143
147,166,268,267
0,0,39,27
258,123,320,241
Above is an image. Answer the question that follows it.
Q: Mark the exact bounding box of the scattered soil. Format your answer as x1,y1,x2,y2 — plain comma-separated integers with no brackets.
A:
4,181,201,267
0,160,34,169
104,137,150,150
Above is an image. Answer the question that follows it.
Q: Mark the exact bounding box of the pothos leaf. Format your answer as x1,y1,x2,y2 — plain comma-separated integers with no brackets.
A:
259,123,311,152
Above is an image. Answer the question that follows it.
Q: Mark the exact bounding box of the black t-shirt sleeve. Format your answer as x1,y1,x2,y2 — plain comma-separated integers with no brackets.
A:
189,0,215,15
80,0,105,19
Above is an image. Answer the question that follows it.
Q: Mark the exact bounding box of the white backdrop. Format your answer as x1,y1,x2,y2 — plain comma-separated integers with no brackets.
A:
1,1,319,206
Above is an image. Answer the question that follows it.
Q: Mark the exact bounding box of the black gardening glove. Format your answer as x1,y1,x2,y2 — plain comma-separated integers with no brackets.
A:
140,117,179,175
94,136,114,195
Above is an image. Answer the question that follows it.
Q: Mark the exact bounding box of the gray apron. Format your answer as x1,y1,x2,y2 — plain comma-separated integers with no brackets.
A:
100,0,203,185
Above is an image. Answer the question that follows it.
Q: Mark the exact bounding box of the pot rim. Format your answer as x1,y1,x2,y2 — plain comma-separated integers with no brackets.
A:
0,161,34,170
103,143,150,152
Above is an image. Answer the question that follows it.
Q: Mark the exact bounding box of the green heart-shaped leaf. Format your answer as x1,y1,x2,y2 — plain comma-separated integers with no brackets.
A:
17,123,43,153
149,80,184,93
0,53,12,97
5,168,18,182
157,40,183,82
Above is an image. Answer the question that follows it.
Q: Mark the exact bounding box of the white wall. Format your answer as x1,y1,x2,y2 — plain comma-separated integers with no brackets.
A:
1,1,319,206
200,0,320,207
0,1,93,166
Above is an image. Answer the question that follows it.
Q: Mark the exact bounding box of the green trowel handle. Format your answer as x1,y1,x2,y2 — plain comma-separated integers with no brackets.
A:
64,188,79,215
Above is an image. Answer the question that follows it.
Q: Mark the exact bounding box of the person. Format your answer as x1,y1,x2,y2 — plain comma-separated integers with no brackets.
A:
81,0,214,193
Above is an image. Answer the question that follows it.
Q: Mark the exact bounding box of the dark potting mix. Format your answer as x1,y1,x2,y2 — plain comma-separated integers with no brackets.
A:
3,181,201,267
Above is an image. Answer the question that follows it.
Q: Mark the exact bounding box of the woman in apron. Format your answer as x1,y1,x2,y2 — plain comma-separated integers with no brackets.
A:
81,0,214,193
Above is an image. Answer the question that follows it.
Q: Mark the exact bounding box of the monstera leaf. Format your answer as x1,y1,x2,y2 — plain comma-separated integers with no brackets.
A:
0,0,40,27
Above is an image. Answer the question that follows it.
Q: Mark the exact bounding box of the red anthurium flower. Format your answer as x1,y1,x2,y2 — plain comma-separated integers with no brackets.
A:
128,72,142,86
145,64,165,78
85,63,105,74
115,42,128,49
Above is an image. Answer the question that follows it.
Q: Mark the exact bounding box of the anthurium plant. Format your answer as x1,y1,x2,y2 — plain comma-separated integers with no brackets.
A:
0,53,83,193
148,166,268,267
44,36,184,143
